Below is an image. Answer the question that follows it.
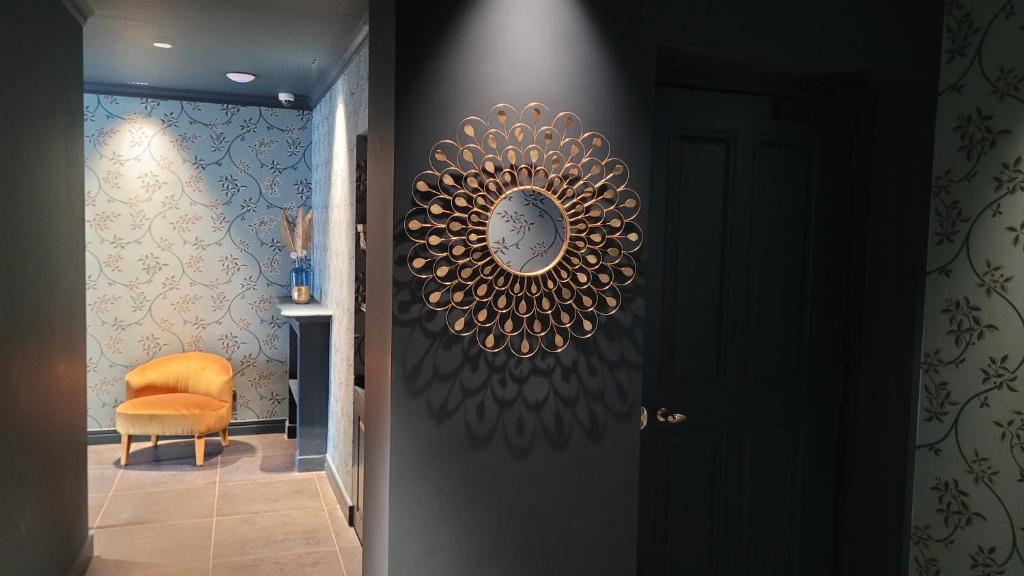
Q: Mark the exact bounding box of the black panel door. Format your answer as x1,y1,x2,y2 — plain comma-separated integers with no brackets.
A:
639,87,852,575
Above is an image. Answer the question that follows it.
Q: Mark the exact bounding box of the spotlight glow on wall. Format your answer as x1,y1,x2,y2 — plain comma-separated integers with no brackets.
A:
226,72,256,83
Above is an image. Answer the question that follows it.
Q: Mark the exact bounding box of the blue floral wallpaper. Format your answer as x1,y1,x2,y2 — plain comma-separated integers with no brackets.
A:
84,94,312,429
486,189,567,274
912,0,1024,573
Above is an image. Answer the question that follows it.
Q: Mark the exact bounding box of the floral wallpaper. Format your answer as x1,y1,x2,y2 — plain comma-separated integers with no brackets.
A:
84,94,312,429
311,42,368,498
912,0,1024,573
486,189,567,274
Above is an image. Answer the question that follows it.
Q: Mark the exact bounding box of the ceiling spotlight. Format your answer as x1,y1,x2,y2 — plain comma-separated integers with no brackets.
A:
226,72,256,83
129,81,150,86
152,42,173,49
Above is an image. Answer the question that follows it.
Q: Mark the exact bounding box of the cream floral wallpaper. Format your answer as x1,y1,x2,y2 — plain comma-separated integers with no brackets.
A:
84,94,312,429
311,42,368,498
912,0,1024,573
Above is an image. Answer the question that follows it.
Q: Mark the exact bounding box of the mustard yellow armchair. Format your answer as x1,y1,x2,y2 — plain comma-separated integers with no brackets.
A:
115,351,233,466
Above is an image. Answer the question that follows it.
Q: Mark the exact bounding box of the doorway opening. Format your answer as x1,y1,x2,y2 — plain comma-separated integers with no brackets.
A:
81,3,369,574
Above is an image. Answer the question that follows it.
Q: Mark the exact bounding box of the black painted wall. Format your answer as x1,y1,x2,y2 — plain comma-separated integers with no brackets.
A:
838,4,944,573
0,3,88,574
372,1,653,574
656,0,873,75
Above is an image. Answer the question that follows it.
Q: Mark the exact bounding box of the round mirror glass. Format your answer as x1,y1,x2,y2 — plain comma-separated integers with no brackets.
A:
486,187,568,275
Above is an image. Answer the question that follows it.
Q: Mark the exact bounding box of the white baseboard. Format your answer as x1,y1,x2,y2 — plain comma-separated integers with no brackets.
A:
325,456,354,516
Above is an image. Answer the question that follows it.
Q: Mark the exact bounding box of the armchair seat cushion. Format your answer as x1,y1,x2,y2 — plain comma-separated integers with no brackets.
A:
116,392,230,436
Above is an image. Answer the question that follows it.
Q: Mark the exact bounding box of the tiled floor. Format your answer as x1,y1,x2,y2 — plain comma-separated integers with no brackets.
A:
86,433,361,576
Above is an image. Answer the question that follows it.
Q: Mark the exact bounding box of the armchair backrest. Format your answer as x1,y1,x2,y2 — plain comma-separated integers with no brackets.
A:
125,352,233,404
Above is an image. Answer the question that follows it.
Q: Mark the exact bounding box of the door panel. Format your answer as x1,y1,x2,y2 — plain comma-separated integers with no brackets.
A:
738,426,802,576
640,87,852,576
662,434,719,574
667,134,734,386
748,140,813,386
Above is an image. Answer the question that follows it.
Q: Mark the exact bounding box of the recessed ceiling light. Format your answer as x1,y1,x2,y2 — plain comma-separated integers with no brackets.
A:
129,81,150,86
152,42,173,49
226,72,256,83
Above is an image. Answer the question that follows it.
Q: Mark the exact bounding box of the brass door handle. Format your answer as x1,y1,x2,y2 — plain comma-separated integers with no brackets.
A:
656,407,687,424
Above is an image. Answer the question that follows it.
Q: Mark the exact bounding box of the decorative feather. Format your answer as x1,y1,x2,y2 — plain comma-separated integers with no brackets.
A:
294,207,305,257
279,210,295,255
302,209,313,252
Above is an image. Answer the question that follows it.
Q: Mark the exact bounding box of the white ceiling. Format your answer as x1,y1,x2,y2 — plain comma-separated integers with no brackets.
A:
84,0,368,106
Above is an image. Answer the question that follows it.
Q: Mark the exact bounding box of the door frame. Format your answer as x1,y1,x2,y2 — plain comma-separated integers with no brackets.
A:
639,46,929,576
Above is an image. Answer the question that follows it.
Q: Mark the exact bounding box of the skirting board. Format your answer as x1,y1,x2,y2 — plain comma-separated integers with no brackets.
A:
86,419,286,445
326,457,355,525
68,534,92,576
296,454,326,473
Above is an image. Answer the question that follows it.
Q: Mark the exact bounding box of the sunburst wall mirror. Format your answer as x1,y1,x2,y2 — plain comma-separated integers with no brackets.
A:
404,102,642,357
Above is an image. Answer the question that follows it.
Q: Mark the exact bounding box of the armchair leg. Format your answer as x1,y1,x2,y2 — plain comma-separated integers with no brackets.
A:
120,434,131,467
220,428,230,447
194,434,206,467
150,435,158,447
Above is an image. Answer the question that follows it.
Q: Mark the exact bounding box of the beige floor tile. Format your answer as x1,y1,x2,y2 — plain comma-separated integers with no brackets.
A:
214,438,258,459
232,433,295,454
217,476,322,517
114,459,219,493
90,437,226,463
91,519,212,568
327,508,360,549
86,558,209,576
212,509,334,561
316,473,343,510
217,452,301,484
340,546,362,576
89,493,108,529
121,438,225,466
96,485,216,529
88,443,124,468
210,548,342,576
89,467,120,495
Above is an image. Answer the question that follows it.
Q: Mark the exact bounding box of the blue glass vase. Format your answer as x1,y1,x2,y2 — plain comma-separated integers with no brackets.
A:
290,259,312,304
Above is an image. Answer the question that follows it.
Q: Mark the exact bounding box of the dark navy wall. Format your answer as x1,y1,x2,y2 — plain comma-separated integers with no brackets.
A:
0,3,89,575
382,1,653,574
365,1,942,575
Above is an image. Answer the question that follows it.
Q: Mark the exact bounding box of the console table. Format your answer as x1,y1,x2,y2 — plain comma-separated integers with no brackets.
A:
275,296,331,472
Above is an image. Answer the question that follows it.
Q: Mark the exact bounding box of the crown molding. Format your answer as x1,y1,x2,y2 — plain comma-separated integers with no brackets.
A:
84,82,312,111
63,0,94,25
308,11,369,108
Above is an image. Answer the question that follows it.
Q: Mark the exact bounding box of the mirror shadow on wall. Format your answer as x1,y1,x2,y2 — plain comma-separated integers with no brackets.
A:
393,275,644,456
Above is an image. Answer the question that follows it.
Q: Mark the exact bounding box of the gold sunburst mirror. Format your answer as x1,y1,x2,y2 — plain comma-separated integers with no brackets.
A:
404,102,642,357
